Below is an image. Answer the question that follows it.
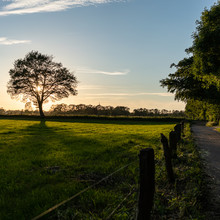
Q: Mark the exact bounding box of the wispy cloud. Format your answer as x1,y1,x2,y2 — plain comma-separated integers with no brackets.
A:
138,93,174,97
79,85,104,90
87,92,174,97
0,0,124,16
0,37,31,45
76,67,129,76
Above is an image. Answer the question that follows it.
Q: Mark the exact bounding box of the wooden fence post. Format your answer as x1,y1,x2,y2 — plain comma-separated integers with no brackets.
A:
169,131,177,158
137,148,155,220
174,124,181,142
160,134,175,183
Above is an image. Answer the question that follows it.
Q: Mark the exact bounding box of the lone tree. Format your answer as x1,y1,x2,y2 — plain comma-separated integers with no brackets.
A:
7,51,78,117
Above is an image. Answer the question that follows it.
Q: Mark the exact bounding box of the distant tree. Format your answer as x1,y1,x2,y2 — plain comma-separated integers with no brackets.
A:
50,103,69,114
133,108,148,116
0,107,5,115
68,104,77,111
172,110,185,117
7,51,78,117
25,102,33,112
76,104,87,114
153,108,160,116
105,106,114,116
161,109,169,115
112,106,130,116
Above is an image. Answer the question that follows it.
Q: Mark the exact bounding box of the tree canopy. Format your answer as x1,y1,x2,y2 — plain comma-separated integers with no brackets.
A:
7,51,78,117
160,2,220,115
192,2,220,85
160,56,220,104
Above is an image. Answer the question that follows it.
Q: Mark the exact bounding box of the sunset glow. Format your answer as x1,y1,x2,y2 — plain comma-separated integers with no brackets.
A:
0,0,217,111
37,86,41,92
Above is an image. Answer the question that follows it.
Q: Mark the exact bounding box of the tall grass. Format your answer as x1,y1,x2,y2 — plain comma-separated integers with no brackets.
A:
152,123,208,219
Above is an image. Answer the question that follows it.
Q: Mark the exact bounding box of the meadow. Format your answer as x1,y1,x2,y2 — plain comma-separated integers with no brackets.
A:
0,117,179,219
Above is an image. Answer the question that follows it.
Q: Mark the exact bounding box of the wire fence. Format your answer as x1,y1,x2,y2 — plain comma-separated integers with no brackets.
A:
31,153,166,220
32,122,184,220
32,160,139,220
105,187,136,220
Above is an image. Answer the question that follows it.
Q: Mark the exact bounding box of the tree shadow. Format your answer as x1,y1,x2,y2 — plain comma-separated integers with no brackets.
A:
0,120,114,219
40,119,46,127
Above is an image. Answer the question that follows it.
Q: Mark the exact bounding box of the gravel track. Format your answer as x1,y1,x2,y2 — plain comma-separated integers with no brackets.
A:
191,122,220,219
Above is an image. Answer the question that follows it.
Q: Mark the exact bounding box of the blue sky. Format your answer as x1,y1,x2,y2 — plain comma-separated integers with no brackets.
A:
0,0,218,111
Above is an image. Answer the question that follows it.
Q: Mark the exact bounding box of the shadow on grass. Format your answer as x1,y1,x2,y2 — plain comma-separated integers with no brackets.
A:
0,120,139,220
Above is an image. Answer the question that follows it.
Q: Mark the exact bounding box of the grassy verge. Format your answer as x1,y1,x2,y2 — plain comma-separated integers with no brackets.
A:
206,121,218,127
216,127,220,132
152,122,207,219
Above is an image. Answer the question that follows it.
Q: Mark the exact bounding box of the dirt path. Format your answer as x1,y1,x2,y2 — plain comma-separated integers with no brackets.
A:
191,122,220,218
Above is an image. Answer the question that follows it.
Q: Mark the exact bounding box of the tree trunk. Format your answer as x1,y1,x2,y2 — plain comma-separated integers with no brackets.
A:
38,101,45,117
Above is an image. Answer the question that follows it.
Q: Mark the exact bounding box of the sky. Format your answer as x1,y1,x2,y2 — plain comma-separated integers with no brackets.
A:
0,0,218,111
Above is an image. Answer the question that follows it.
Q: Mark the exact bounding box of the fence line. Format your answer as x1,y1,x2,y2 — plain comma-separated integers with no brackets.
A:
160,121,184,184
106,186,137,220
32,161,137,220
33,122,185,220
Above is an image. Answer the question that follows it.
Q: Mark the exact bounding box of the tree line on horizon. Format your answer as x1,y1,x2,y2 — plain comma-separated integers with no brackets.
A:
0,104,184,117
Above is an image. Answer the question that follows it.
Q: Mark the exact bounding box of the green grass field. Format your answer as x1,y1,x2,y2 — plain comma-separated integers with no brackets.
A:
0,118,177,219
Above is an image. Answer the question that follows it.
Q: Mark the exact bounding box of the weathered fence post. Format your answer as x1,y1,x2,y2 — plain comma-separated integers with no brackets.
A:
169,131,177,158
161,134,175,183
137,148,155,220
174,124,181,142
